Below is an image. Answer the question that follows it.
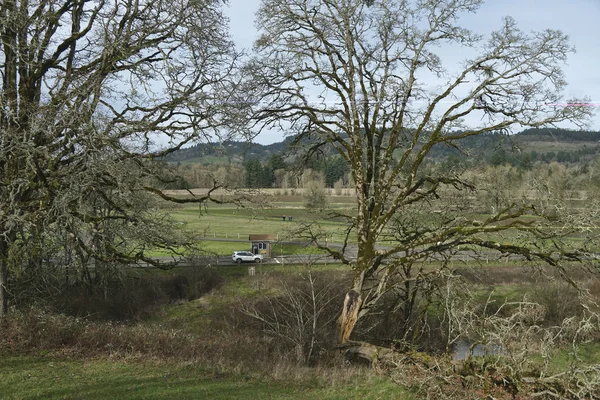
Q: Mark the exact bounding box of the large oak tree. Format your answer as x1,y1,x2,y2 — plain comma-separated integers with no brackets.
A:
0,0,237,316
247,0,593,344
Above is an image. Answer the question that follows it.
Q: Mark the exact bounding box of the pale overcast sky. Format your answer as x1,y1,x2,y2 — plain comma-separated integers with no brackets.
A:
224,0,600,144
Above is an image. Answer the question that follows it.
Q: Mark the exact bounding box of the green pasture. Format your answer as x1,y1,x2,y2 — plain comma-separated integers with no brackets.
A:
0,356,407,400
545,342,600,372
168,206,352,242
157,202,600,259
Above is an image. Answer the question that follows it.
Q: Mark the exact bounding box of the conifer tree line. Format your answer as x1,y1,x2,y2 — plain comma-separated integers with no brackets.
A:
170,129,600,191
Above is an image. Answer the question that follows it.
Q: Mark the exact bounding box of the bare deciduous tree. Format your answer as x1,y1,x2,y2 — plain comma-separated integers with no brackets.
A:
246,0,594,345
0,0,238,316
241,270,340,364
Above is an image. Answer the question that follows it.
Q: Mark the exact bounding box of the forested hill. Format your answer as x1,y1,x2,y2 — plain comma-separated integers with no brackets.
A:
165,128,600,166
517,128,600,141
164,136,292,164
427,128,600,165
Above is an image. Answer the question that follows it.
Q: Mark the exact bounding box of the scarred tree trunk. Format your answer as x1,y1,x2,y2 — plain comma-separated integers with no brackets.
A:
337,164,376,343
252,0,593,356
338,288,363,343
338,247,375,343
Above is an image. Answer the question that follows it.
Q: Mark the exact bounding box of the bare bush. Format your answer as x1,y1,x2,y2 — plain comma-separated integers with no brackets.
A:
303,180,329,211
434,277,600,398
372,277,600,399
239,270,343,364
532,281,584,327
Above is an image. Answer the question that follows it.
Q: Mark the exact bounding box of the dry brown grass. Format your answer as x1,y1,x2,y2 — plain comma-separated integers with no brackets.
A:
0,269,361,384
3,263,600,398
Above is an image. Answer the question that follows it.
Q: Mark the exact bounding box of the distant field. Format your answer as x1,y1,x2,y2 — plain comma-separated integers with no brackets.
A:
162,200,599,255
162,187,357,199
514,139,600,153
168,205,352,243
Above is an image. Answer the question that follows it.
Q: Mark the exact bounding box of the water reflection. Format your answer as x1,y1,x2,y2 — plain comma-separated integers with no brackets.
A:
452,339,505,361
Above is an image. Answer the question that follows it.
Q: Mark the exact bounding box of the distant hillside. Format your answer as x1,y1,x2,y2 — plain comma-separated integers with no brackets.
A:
164,136,293,165
517,128,600,142
428,128,600,166
166,128,600,167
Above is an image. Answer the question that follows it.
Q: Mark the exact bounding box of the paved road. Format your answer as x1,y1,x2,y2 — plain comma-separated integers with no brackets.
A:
149,249,532,268
150,253,334,267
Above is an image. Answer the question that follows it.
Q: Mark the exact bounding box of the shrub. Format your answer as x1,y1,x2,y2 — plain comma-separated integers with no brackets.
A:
333,179,343,195
236,271,345,365
303,180,328,210
0,308,205,359
531,281,583,327
13,266,224,321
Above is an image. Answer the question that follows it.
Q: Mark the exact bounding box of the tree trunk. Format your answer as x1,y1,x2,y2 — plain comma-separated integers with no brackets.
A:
338,289,363,343
337,212,372,344
339,265,368,344
338,341,395,367
0,238,9,318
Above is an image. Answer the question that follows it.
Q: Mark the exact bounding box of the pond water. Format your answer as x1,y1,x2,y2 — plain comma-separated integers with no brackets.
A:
452,339,505,361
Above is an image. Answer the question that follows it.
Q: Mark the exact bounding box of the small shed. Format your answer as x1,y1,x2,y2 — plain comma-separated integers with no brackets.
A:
249,234,275,258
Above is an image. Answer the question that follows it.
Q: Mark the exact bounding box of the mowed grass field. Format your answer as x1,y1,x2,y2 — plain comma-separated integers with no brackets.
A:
168,204,353,243
166,202,526,245
0,356,407,400
163,200,598,257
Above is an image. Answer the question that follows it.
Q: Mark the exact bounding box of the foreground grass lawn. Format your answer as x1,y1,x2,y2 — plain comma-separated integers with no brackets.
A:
0,356,409,400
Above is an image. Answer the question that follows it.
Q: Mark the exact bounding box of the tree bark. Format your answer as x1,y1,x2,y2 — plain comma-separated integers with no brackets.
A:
0,237,10,318
338,288,363,343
